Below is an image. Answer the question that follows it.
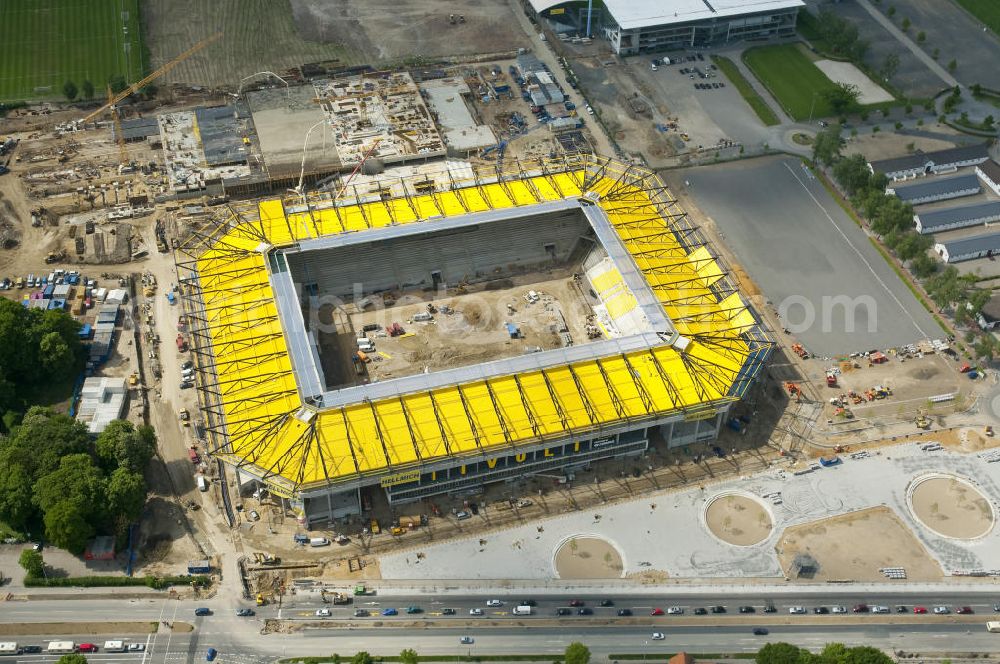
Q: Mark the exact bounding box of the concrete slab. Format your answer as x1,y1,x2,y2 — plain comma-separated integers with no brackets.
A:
677,156,941,356
814,60,893,104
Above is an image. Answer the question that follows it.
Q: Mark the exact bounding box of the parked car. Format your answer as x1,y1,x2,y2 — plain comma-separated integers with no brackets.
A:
650,608,665,616
957,606,974,614
354,609,370,617
599,599,614,607
788,606,806,614
617,609,633,616
406,606,422,614
913,606,928,614
236,608,255,617
895,605,908,613
709,605,726,614
470,608,484,616
127,644,145,652
933,606,950,615
77,644,98,653
556,608,571,616
753,628,769,636
763,604,777,613
194,608,211,617
852,604,869,613
460,637,474,645
455,511,471,520
813,607,829,614
693,607,707,615
21,646,42,654
486,599,504,607
381,608,398,616
831,606,847,614
206,648,218,662
651,633,665,640
315,608,331,617
739,606,756,614
568,599,584,607
577,608,593,616
442,608,456,615
666,606,684,615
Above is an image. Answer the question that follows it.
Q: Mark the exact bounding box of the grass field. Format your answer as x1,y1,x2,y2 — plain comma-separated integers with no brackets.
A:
0,0,145,102
743,43,840,121
954,0,1000,36
711,55,780,126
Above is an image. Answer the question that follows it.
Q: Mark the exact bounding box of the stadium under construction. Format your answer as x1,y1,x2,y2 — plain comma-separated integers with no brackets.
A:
176,155,773,526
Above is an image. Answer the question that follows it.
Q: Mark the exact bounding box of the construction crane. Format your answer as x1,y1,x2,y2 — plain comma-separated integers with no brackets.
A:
83,32,221,165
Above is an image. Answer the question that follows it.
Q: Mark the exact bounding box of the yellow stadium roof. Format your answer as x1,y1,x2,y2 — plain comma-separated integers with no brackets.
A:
178,156,772,497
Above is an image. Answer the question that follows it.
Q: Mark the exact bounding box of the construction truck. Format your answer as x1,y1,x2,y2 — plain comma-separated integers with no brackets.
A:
370,518,381,534
252,552,280,566
255,593,267,606
825,372,837,388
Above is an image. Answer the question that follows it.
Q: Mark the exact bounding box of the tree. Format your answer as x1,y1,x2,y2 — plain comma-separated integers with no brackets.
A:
0,457,36,530
351,653,373,664
106,468,147,533
975,335,997,361
95,420,157,474
985,115,995,130
756,642,810,664
7,407,91,479
948,59,958,72
812,124,843,166
63,81,78,101
916,30,926,43
887,6,896,17
399,649,418,664
82,80,95,100
33,454,107,530
43,499,95,554
843,646,894,664
18,548,44,578
880,53,900,81
57,655,89,664
823,82,861,114
39,332,74,381
901,17,911,31
564,642,590,664
832,154,871,195
972,83,983,97
911,253,939,279
108,75,127,94
932,47,940,60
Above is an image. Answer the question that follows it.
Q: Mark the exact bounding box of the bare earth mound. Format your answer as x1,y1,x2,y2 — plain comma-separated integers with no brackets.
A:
705,493,772,546
554,536,623,579
910,476,994,539
776,507,943,581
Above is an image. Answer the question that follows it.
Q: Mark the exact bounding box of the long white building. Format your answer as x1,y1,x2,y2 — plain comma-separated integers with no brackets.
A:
527,0,803,55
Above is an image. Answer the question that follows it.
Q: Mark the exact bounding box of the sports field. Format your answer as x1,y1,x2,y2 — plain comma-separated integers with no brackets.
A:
0,0,145,102
743,43,839,121
954,0,1000,35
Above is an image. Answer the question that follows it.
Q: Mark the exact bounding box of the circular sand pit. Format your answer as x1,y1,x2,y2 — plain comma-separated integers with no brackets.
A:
705,492,773,546
553,535,624,579
909,474,994,540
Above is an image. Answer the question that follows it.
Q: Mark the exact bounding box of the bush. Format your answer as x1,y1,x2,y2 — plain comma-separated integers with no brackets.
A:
23,574,210,588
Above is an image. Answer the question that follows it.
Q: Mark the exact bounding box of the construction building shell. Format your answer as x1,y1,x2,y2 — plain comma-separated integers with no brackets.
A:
176,155,772,502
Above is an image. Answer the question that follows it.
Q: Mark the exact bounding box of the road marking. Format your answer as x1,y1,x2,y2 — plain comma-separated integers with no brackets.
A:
782,160,929,339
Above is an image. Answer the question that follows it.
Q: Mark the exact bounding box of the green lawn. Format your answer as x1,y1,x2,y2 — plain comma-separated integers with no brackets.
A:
711,55,780,126
954,0,1000,35
743,43,840,121
0,0,145,102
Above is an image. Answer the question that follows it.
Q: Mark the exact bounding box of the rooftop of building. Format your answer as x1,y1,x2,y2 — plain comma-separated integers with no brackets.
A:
870,143,990,174
176,156,772,498
914,200,1000,230
936,229,1000,256
528,0,804,30
889,174,980,201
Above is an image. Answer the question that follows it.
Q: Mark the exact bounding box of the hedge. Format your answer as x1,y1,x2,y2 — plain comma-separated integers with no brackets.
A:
24,574,210,589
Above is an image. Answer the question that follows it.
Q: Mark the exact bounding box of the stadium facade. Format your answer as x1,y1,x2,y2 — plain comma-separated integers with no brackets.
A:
525,0,803,55
177,156,773,526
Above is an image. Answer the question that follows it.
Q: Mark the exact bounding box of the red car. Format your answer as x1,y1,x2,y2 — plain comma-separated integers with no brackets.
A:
651,608,665,616
957,606,974,614
913,606,928,614
77,644,98,653
852,604,868,613
568,600,584,607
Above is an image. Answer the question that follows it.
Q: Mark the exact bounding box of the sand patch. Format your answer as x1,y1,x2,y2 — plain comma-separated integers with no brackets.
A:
910,475,994,539
776,507,943,581
705,493,773,546
815,60,893,104
553,536,623,579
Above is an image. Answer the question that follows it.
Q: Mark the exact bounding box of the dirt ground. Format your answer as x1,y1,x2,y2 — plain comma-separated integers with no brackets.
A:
843,128,963,162
910,476,994,539
776,507,944,582
553,536,623,579
0,622,163,636
289,0,526,62
142,0,357,88
705,494,773,546
317,270,598,387
813,60,893,105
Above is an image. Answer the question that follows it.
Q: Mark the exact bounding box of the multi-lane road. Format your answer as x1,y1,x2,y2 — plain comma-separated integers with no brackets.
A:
5,591,1000,661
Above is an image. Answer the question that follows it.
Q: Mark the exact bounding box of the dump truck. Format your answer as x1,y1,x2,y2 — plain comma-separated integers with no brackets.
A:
370,518,381,534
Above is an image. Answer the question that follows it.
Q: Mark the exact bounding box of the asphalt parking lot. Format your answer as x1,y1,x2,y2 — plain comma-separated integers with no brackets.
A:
676,156,942,357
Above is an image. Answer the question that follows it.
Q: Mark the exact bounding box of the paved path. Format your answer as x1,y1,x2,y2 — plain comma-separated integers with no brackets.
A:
856,0,958,89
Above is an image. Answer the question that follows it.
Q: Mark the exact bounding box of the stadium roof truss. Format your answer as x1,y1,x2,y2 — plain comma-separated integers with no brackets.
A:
176,155,773,499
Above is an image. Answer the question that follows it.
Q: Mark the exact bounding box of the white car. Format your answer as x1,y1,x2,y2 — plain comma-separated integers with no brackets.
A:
651,633,665,640
666,606,683,615
788,606,806,614
871,605,889,614
469,608,484,616
315,608,331,617
486,599,504,607
831,606,847,614
586,105,594,115
127,644,146,652
933,606,950,615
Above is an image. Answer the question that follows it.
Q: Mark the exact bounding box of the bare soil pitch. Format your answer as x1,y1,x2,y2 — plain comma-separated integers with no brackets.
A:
705,494,772,546
776,507,943,581
554,536,623,579
910,476,994,539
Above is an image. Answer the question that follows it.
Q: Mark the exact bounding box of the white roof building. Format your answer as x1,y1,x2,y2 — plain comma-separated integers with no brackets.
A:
76,376,128,434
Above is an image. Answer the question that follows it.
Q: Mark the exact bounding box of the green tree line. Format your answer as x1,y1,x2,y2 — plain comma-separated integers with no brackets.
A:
0,410,155,554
